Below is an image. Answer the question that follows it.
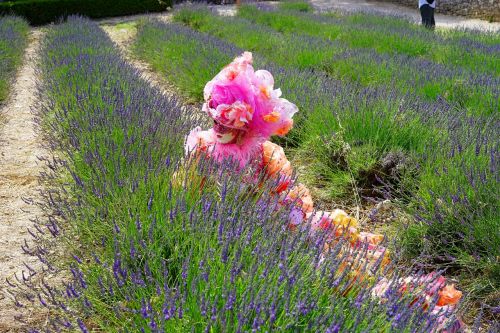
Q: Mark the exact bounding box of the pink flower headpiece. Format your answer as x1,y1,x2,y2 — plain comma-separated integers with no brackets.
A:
186,52,298,167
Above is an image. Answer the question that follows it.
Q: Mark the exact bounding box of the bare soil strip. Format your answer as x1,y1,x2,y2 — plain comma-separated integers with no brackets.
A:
0,29,46,332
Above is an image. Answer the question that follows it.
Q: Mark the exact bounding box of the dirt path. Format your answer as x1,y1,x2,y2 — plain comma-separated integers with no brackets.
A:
311,0,500,31
0,29,47,332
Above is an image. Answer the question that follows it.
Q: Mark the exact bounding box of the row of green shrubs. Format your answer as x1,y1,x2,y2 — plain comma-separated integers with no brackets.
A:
0,0,171,25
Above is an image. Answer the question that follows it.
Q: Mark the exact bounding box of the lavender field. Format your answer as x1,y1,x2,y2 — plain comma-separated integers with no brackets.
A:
0,2,499,333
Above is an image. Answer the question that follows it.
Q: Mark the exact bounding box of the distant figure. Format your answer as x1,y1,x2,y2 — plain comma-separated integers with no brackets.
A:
419,0,436,29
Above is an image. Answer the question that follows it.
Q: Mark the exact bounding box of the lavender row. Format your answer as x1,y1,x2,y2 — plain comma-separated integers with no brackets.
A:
233,6,500,288
330,47,499,115
233,6,499,115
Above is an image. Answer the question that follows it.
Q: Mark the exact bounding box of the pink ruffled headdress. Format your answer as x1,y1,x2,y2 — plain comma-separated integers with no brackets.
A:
185,52,298,167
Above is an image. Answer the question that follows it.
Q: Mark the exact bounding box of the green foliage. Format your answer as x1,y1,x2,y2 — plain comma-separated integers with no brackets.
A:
0,0,170,26
237,5,500,116
279,1,313,13
137,13,442,206
292,98,430,204
0,16,29,102
239,5,500,75
39,18,428,332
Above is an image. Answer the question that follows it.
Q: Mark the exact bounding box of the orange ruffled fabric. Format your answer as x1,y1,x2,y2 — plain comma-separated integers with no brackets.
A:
437,284,462,306
261,141,292,178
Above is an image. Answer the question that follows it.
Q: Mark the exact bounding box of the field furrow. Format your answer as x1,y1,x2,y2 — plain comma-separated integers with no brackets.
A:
0,28,47,332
